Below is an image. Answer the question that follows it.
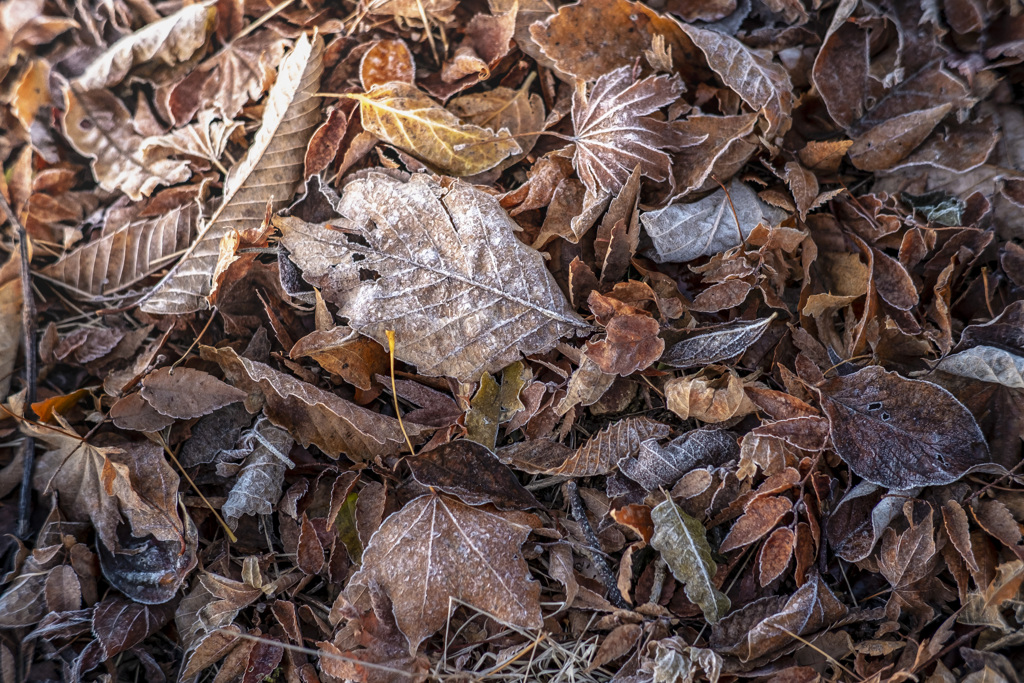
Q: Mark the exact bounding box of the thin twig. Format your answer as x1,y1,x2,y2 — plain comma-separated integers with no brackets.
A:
1,192,38,538
565,480,628,608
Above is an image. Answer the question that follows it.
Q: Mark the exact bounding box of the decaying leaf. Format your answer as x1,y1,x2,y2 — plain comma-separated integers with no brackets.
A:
933,346,1024,389
74,3,215,90
620,429,738,491
661,317,774,368
817,366,991,489
277,172,587,382
350,82,521,176
406,440,540,510
349,493,542,652
221,423,294,530
651,498,731,623
642,179,785,263
140,366,246,419
142,33,323,314
552,416,670,477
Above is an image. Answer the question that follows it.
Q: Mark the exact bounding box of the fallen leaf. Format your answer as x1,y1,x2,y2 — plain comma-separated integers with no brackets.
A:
406,440,540,510
661,317,774,369
349,493,542,652
448,77,545,170
140,366,246,419
933,346,1024,389
142,33,323,313
709,573,847,662
720,496,792,553
758,527,795,586
74,4,215,90
277,172,587,382
641,179,784,263
678,23,793,137
139,109,242,168
650,498,731,623
816,366,991,489
360,39,416,90
350,82,521,176
553,416,670,477
620,429,739,491
572,66,686,197
201,344,424,459
62,87,192,201
221,423,294,530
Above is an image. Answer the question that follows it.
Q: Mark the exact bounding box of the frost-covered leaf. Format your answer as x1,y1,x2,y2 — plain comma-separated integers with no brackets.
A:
142,33,323,314
661,317,775,368
934,345,1024,389
75,4,214,90
651,498,731,623
276,172,587,382
140,366,246,419
349,493,542,652
42,201,197,299
817,366,991,489
571,66,686,197
620,429,738,491
221,424,294,530
552,416,669,477
351,82,520,176
641,179,784,263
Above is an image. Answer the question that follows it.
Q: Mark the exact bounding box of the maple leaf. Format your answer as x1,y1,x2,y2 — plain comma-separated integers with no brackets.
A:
348,493,543,652
571,66,687,198
276,172,588,382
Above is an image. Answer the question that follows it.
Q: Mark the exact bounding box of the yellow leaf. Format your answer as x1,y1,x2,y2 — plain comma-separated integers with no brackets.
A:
351,82,521,176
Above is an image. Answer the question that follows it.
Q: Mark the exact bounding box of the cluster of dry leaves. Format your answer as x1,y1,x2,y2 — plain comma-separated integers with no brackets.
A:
1,0,1024,681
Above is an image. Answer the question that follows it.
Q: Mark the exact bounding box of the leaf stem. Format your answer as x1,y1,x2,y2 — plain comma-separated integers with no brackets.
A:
386,330,416,457
156,432,238,543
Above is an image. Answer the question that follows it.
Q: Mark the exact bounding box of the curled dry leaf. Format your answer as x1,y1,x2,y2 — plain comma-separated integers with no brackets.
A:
817,366,991,489
221,423,294,530
350,82,521,176
650,498,731,623
277,172,587,382
620,429,738,491
142,32,323,314
710,573,847,663
641,179,785,264
62,87,192,201
571,66,687,198
74,3,215,90
140,366,246,419
406,440,541,510
666,366,757,423
349,493,542,653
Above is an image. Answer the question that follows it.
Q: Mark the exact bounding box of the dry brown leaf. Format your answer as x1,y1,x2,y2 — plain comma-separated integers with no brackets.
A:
75,4,214,90
289,327,388,391
406,440,540,510
62,87,192,201
349,493,542,652
277,172,587,382
362,0,457,21
720,496,792,552
572,66,686,198
666,367,757,423
758,527,795,586
359,39,415,90
448,77,545,170
139,110,241,168
641,179,784,264
552,417,670,477
678,23,793,137
42,201,197,299
817,366,991,489
201,344,424,460
140,366,246,419
619,429,738,491
350,82,521,176
142,33,323,314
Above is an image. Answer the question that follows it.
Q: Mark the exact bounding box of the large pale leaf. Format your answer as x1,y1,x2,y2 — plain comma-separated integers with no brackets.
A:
678,23,793,137
42,203,197,299
75,3,215,90
141,32,323,314
62,87,192,201
817,366,991,489
650,498,731,623
276,172,587,382
349,493,542,653
933,345,1024,389
571,66,686,197
351,82,521,176
641,179,784,263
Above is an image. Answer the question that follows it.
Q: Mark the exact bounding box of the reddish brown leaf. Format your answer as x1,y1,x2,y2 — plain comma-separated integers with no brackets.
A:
758,527,795,586
720,496,792,553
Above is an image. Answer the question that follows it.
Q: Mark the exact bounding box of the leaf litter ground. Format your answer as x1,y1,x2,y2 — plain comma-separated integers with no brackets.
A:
2,0,1024,682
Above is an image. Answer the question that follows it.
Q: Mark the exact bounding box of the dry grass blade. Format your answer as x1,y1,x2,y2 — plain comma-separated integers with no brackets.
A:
140,32,324,314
